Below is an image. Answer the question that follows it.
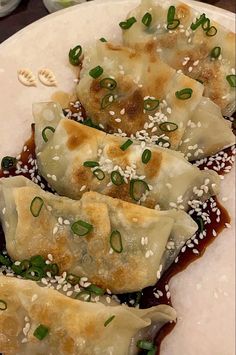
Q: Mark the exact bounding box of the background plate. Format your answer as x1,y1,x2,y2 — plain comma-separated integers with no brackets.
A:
0,1,235,354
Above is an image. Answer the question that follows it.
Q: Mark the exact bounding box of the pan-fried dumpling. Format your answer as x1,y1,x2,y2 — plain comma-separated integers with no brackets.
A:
76,41,234,158
0,176,197,294
0,276,176,355
33,102,220,211
122,0,236,116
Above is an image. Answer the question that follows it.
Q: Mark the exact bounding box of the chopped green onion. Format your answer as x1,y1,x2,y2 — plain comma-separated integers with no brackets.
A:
86,284,105,295
226,74,236,88
210,46,221,59
175,88,193,100
89,66,103,79
144,98,159,111
167,19,180,30
134,291,142,306
156,138,171,148
137,340,156,351
100,78,117,90
190,13,206,31
142,149,152,164
25,266,44,281
142,12,152,27
119,17,137,30
71,220,93,236
33,324,49,341
101,93,115,109
66,273,80,286
11,263,23,275
69,45,82,66
100,37,107,42
147,348,158,355
120,139,133,151
42,126,55,143
83,161,99,168
167,5,176,23
104,315,115,327
130,179,149,201
1,156,16,170
44,263,59,277
206,26,217,36
30,197,44,217
110,230,123,253
0,254,11,267
0,300,7,311
16,259,31,273
202,18,210,31
75,290,91,302
196,217,204,233
30,255,45,268
111,171,124,186
93,168,105,181
159,122,178,132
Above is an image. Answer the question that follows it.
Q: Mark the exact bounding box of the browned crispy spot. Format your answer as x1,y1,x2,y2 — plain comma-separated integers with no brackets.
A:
63,120,90,150
90,80,102,93
60,335,76,353
143,150,162,179
72,166,92,187
176,4,191,21
124,90,143,118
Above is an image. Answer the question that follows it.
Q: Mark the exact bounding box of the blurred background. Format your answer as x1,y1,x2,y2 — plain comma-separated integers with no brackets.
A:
0,0,235,43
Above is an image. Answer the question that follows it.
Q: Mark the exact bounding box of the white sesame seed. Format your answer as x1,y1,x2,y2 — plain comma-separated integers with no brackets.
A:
53,226,58,235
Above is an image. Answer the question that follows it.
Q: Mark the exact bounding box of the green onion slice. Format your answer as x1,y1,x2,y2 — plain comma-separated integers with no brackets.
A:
30,255,45,268
71,220,93,236
0,300,7,311
137,340,156,351
202,18,210,31
142,149,152,164
111,171,124,186
44,263,59,276
142,12,152,27
69,45,82,66
83,161,99,168
104,315,115,327
66,273,81,286
167,19,180,30
75,290,91,302
89,66,103,79
11,263,23,275
100,37,107,42
86,284,105,295
25,266,44,281
0,254,11,267
226,74,236,88
30,197,44,217
101,93,115,109
1,156,17,170
42,126,55,143
119,17,137,30
120,139,133,151
210,46,221,59
147,348,158,355
144,98,159,111
175,88,193,100
12,259,31,275
130,179,149,201
167,5,176,23
190,13,206,30
100,78,117,90
156,138,171,148
206,26,217,36
196,217,204,233
159,122,178,132
33,324,49,341
93,168,105,181
110,230,123,253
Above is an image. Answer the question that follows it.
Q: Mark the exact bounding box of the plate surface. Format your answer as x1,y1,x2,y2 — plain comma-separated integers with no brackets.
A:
0,1,235,355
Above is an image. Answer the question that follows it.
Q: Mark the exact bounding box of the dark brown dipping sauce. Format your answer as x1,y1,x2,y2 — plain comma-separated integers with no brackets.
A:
0,111,234,355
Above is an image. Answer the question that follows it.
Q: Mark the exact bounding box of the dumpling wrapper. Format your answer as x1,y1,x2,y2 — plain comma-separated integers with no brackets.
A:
76,41,234,159
0,276,177,355
122,0,236,116
0,176,197,294
33,102,220,211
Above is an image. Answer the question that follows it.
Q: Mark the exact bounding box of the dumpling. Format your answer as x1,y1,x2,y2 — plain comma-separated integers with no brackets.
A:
76,41,235,158
33,102,220,211
122,0,236,116
0,275,176,355
0,176,197,294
